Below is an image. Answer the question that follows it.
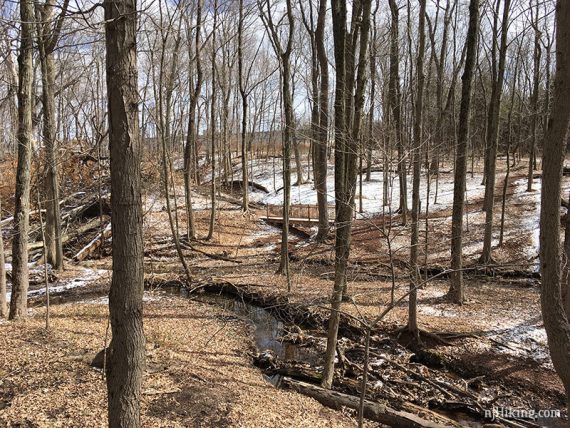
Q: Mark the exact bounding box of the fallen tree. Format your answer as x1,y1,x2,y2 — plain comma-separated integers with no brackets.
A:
282,377,458,427
74,223,112,261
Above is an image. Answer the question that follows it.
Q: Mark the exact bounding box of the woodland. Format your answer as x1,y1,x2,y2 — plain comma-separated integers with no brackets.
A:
0,0,570,427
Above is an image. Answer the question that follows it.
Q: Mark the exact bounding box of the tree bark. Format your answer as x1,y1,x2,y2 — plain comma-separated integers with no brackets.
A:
259,0,294,284
315,0,330,240
408,0,427,338
301,0,329,241
104,0,145,424
388,0,407,223
322,0,372,389
527,1,541,193
9,0,35,320
0,196,6,318
207,0,219,241
480,0,511,265
238,0,249,212
35,0,68,271
184,0,202,240
448,0,479,304
540,0,570,418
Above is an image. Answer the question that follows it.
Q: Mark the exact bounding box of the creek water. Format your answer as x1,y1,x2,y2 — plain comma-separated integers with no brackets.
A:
168,287,321,366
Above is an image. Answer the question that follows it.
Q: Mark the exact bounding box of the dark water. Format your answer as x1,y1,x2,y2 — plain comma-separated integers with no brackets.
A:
168,287,320,365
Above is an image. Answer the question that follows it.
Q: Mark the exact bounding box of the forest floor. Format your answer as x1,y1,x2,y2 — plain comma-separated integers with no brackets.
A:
0,154,568,427
0,290,362,427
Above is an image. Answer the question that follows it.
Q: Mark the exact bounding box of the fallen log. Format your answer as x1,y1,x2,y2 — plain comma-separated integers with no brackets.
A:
74,223,112,261
281,377,459,427
62,197,110,222
28,217,105,252
223,179,270,194
0,192,88,228
180,242,242,264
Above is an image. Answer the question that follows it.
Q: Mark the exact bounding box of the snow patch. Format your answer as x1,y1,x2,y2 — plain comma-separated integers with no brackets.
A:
3,268,106,302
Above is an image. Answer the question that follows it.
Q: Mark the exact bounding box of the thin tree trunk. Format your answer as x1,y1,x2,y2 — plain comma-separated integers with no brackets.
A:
408,0,427,339
0,196,6,318
207,0,219,241
315,0,329,240
527,2,540,192
259,0,294,285
9,0,35,320
499,44,522,246
480,0,511,265
238,0,249,212
36,190,50,330
184,0,202,240
448,0,479,304
388,0,407,223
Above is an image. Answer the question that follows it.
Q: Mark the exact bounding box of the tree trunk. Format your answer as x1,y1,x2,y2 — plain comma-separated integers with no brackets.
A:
408,0,427,339
315,0,330,240
184,0,202,240
527,2,540,193
207,0,219,241
0,196,6,318
278,54,293,286
293,132,305,185
480,0,511,265
539,0,570,418
9,0,35,320
36,0,67,271
259,0,294,284
448,0,479,304
104,0,145,424
499,43,522,247
238,0,249,212
388,0,407,223
322,0,372,389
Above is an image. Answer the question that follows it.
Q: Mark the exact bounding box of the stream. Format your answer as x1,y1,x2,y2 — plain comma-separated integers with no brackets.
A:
169,287,322,377
162,286,555,428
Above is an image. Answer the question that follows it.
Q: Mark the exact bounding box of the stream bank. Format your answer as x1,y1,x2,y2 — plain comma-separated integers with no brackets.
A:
156,279,565,427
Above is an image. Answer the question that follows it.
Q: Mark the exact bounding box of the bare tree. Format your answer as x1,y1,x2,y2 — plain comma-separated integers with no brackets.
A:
408,0,427,339
104,0,145,423
0,194,6,318
539,0,570,418
9,0,35,320
527,0,541,192
480,0,511,265
35,0,69,270
238,0,249,212
183,0,203,239
299,0,329,240
388,0,407,223
259,0,295,285
448,0,480,304
207,0,219,241
322,0,372,389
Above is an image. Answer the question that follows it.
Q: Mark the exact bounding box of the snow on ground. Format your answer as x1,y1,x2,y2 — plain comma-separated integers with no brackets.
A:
3,267,106,302
415,284,549,366
240,159,488,219
486,318,550,366
80,290,160,305
143,188,218,216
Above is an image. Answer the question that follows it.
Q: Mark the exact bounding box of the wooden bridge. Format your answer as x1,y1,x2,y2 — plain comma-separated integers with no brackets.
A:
259,204,337,227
